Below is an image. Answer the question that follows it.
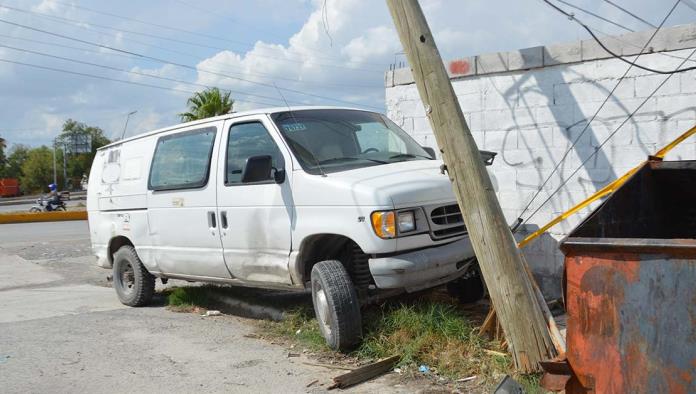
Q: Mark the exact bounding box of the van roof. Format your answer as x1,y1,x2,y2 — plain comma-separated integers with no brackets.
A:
98,105,373,150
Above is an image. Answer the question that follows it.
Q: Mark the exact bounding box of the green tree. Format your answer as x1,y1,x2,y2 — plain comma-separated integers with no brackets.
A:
20,146,57,193
57,119,110,183
5,144,29,179
179,87,234,122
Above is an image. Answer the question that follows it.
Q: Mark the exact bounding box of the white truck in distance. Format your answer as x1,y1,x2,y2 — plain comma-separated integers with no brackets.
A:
87,107,496,350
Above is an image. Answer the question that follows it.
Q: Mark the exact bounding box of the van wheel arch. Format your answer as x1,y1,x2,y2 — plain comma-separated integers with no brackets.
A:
297,234,373,299
108,236,134,266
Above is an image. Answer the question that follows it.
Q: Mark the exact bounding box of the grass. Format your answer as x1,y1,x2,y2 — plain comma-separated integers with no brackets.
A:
161,285,545,391
165,286,211,312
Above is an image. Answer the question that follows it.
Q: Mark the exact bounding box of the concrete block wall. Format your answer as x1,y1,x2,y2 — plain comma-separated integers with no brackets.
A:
385,23,696,298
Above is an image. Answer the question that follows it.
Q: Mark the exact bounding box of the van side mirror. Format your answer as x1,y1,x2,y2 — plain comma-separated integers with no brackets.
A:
422,146,436,159
241,155,273,183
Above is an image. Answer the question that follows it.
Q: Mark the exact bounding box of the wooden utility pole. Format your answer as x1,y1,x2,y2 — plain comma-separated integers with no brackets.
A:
386,0,556,372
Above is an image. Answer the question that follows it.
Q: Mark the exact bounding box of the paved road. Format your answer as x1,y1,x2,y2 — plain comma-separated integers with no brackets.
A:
0,221,410,393
0,201,83,213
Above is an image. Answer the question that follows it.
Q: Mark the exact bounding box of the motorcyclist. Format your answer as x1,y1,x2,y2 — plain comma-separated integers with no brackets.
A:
45,183,61,211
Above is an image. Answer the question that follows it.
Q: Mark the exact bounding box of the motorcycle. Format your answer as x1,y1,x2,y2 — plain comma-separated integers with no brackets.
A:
29,197,66,212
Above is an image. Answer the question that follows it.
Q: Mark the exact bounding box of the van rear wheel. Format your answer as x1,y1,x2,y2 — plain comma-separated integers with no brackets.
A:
310,260,362,351
113,245,155,307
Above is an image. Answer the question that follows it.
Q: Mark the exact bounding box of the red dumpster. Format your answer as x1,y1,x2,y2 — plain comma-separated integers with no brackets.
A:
0,178,19,197
555,160,696,394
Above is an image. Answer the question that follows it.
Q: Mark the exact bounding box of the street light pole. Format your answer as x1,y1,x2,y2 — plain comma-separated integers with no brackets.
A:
121,111,137,140
52,139,57,186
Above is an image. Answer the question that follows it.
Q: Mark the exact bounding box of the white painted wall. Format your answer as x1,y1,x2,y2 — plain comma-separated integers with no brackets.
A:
385,25,696,298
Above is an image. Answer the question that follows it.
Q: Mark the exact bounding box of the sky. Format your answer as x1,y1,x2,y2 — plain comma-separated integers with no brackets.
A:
0,0,694,147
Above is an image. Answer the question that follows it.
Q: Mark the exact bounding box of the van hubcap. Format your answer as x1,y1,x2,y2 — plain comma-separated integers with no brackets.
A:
117,261,135,295
315,286,332,336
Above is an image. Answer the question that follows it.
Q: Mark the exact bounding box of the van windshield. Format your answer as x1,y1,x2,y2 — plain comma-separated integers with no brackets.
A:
271,109,432,175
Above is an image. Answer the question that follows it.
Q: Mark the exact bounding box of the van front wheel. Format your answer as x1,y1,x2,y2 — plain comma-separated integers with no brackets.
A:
113,245,155,307
310,260,362,351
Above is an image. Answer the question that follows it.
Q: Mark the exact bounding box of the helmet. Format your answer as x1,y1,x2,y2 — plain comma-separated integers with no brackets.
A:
48,183,57,191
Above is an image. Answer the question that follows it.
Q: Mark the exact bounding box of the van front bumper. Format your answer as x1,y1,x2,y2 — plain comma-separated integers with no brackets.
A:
368,237,475,292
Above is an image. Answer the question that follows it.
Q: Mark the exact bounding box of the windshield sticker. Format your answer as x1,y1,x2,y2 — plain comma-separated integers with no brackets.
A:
282,123,307,132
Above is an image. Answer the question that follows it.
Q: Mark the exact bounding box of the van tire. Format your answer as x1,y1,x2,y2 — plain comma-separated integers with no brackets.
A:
113,245,155,307
310,260,362,351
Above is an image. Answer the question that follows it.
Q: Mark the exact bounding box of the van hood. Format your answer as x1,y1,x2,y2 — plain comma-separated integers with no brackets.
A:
294,159,467,208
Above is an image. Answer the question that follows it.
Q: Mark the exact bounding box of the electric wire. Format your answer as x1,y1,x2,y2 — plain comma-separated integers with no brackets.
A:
554,0,634,32
602,0,657,28
0,32,376,89
543,0,696,74
0,3,384,73
0,18,384,110
521,47,696,226
0,44,300,105
517,0,680,223
0,57,280,107
45,0,386,67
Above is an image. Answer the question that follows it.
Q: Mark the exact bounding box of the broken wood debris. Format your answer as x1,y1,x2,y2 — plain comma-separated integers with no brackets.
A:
302,362,352,371
306,379,319,388
328,355,400,390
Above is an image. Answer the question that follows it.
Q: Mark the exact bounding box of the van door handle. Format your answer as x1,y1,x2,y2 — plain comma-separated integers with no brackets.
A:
220,211,228,230
208,211,217,231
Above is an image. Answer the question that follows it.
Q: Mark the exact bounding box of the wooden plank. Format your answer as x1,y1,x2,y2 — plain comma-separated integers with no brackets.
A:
328,355,400,390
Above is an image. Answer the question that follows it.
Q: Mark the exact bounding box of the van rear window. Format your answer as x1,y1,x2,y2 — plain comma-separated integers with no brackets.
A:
148,127,216,191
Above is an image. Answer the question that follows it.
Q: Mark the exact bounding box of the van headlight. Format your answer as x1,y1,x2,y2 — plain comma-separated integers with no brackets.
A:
371,210,416,239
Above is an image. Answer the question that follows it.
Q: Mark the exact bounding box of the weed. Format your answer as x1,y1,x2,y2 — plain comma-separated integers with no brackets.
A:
166,286,210,312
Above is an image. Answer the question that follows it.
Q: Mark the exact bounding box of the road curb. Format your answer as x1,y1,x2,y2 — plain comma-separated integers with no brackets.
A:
0,210,88,224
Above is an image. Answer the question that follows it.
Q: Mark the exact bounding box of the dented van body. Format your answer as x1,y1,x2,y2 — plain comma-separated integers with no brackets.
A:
88,106,494,349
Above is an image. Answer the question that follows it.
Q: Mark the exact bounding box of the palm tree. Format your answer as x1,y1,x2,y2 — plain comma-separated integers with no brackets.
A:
179,87,234,122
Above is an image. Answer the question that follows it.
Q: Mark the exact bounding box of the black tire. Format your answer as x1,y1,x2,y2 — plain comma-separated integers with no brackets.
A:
113,245,155,307
447,267,485,304
55,206,66,211
310,260,362,351
29,207,41,213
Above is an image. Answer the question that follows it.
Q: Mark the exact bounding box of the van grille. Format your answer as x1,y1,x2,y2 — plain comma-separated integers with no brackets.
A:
427,203,467,240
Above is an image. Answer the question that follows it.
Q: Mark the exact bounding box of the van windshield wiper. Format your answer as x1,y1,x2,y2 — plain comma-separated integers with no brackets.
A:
388,153,431,160
318,156,388,165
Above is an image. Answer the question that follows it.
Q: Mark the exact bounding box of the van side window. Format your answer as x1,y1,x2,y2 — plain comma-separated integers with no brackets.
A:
226,122,284,184
148,127,216,191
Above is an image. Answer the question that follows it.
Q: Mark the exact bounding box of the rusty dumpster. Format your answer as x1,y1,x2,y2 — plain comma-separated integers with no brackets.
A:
555,160,696,393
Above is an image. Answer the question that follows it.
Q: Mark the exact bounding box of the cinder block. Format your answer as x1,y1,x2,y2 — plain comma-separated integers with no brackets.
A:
581,35,623,61
453,79,481,95
412,116,432,133
392,67,414,86
679,70,696,94
655,95,696,120
543,42,582,66
456,93,482,111
384,70,394,87
535,105,574,127
476,52,508,74
484,129,518,152
446,57,476,78
508,46,544,71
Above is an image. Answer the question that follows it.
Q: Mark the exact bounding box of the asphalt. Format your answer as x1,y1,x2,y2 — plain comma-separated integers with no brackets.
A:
0,221,413,393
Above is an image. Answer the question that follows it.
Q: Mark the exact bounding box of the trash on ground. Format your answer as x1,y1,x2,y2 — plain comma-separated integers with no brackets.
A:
418,364,430,374
457,375,477,383
204,310,221,316
287,352,300,358
328,355,400,390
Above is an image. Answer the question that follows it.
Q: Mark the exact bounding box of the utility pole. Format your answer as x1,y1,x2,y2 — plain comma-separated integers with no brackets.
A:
386,0,555,372
52,139,57,187
62,142,68,190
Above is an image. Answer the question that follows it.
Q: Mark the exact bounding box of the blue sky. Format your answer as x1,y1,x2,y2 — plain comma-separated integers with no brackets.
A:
0,0,694,147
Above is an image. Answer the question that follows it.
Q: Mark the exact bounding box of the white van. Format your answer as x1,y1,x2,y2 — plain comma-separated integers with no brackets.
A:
87,107,495,350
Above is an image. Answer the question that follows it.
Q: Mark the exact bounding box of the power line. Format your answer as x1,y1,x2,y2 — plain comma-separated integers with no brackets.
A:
519,0,679,222
46,0,384,67
0,18,384,110
554,0,634,32
522,47,696,227
0,57,279,107
0,4,384,73
0,44,298,105
602,0,657,28
543,0,696,74
0,32,376,89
